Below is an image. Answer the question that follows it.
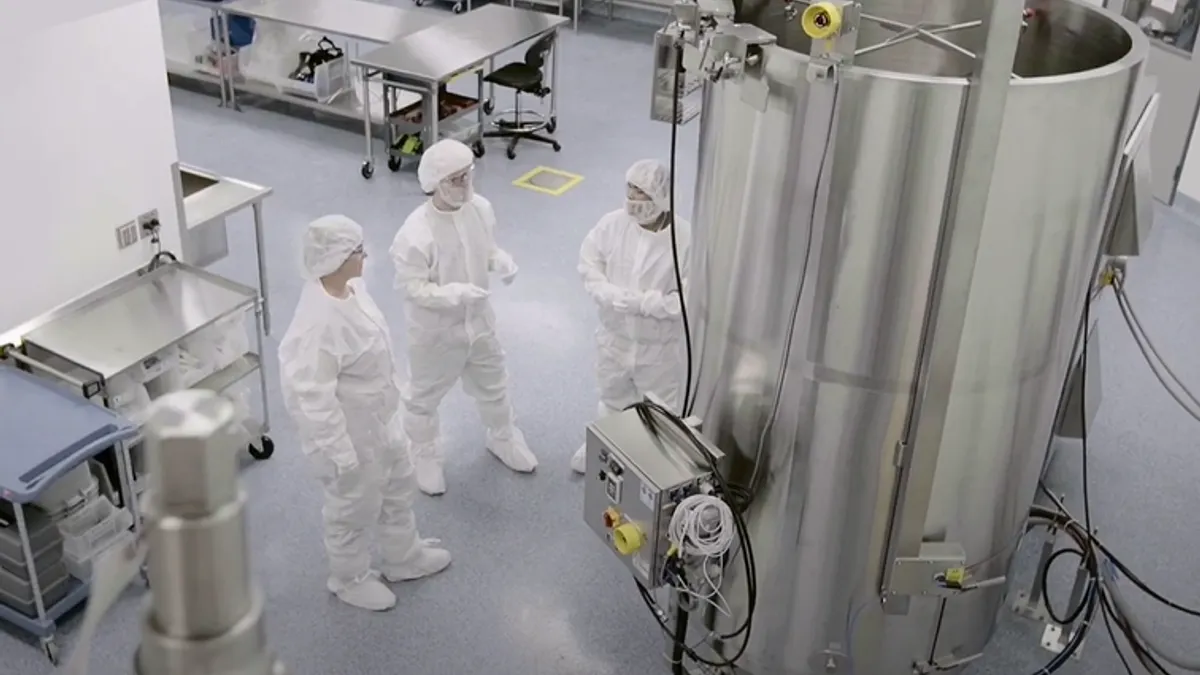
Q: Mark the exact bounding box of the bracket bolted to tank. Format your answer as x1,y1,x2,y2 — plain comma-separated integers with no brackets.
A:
650,0,776,123
885,542,967,598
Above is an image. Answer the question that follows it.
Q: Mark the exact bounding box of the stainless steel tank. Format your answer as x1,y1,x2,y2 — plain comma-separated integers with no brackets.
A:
685,1,1149,673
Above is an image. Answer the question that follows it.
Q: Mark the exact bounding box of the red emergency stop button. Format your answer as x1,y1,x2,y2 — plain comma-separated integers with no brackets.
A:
602,508,620,529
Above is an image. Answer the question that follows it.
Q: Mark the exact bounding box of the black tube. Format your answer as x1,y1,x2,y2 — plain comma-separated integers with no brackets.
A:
671,600,689,675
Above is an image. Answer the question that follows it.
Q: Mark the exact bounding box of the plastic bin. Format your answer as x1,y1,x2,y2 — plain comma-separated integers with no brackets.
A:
0,538,63,584
0,555,68,598
283,56,350,103
57,497,133,563
64,530,133,582
0,507,62,579
0,565,70,618
32,464,99,521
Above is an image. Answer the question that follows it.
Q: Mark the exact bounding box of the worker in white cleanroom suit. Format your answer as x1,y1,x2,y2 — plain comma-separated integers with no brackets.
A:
572,160,691,474
390,140,538,496
279,215,451,611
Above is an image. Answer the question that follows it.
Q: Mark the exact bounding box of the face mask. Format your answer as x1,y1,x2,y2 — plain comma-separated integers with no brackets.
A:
437,182,474,209
625,199,662,224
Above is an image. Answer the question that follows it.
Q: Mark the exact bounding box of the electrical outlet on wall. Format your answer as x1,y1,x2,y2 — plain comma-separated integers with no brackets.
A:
137,209,160,239
115,222,140,249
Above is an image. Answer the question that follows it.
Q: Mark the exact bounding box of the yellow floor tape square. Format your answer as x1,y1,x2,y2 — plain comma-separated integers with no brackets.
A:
513,166,584,196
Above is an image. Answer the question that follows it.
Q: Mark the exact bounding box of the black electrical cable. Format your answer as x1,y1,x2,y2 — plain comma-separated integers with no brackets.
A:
1040,547,1091,626
1038,482,1200,620
666,43,695,418
671,598,689,675
1022,506,1100,674
627,399,758,667
1099,587,1159,675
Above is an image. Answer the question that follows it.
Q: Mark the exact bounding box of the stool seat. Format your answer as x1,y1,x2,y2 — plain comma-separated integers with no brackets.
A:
484,63,544,93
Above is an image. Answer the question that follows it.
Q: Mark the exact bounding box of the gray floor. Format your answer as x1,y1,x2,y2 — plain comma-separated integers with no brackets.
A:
6,5,1200,674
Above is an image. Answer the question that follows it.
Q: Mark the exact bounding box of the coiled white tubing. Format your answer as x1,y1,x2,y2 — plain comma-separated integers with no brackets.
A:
668,494,735,558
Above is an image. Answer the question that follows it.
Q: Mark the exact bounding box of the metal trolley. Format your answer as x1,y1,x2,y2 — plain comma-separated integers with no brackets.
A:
10,262,275,471
0,366,140,663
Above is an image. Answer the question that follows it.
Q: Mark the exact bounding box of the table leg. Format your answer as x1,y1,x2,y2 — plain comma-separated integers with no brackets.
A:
429,86,441,148
220,12,240,111
488,57,496,107
13,504,49,628
254,308,271,435
114,441,142,534
211,9,227,108
477,70,485,139
362,67,375,178
252,203,270,336
383,82,395,162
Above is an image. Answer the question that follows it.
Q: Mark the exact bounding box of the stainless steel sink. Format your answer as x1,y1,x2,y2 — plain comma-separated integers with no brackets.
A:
180,169,219,199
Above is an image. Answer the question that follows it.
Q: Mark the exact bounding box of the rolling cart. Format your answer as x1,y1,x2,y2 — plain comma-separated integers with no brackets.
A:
0,367,139,664
12,262,275,471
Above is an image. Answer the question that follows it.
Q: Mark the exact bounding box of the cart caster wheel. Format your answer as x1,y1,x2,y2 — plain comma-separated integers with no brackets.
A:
42,639,59,665
483,100,494,115
546,117,557,134
249,436,275,460
414,0,425,6
452,2,465,12
361,162,374,179
472,141,486,158
552,142,562,152
506,146,517,160
387,156,403,172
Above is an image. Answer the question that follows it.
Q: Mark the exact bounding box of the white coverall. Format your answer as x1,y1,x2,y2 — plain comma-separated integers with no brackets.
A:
391,139,537,497
572,160,691,474
279,215,449,612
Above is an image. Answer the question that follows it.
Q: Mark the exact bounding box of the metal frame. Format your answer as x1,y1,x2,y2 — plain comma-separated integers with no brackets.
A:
9,262,274,476
359,68,487,177
0,358,141,663
173,163,275,335
355,22,563,178
877,1,1026,613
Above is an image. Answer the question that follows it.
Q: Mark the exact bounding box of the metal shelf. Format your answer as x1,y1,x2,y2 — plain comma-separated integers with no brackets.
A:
193,353,261,394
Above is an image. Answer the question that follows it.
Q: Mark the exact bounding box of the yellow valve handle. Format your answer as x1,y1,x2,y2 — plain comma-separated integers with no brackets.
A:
801,2,843,40
612,522,645,556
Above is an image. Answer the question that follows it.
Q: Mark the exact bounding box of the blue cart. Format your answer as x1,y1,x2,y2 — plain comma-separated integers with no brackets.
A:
0,366,139,664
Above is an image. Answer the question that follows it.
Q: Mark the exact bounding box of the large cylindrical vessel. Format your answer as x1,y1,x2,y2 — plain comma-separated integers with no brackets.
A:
688,1,1147,673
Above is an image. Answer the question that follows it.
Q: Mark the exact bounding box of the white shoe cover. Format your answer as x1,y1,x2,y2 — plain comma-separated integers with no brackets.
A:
327,573,396,611
487,428,538,473
382,539,452,582
413,451,447,496
571,444,587,474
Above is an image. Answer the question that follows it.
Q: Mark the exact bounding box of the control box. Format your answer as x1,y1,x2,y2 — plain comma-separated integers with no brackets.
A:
582,407,723,588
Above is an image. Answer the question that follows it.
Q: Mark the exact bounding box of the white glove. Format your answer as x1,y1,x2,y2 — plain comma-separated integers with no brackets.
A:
638,290,680,319
593,283,623,307
611,291,640,314
493,251,519,285
445,282,490,305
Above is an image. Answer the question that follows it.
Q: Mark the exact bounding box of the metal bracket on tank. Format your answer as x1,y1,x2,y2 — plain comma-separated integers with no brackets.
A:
650,0,776,123
886,542,968,598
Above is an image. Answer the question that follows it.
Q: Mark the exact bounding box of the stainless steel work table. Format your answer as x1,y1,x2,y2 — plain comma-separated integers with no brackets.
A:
353,5,568,179
177,164,275,334
162,0,242,109
21,264,258,383
221,0,442,114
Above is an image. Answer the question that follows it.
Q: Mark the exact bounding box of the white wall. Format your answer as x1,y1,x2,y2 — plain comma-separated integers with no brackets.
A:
0,0,148,38
0,0,181,340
